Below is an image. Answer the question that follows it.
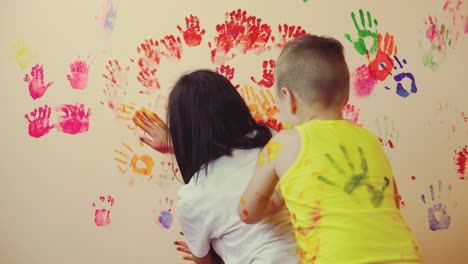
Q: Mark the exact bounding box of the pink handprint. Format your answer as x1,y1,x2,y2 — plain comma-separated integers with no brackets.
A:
23,64,53,100
250,60,275,88
24,105,54,138
272,24,307,49
161,35,183,60
352,64,377,97
177,15,206,47
92,195,115,227
342,103,361,126
67,58,90,90
216,65,239,88
55,103,92,135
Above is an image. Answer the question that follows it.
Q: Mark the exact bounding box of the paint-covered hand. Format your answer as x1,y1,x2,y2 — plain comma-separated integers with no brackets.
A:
133,108,174,154
174,240,194,262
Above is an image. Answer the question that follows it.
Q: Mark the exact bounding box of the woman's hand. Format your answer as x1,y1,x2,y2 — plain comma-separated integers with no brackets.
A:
133,108,174,154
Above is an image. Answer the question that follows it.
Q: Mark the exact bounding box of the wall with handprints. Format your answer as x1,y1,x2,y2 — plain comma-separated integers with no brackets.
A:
1,0,467,263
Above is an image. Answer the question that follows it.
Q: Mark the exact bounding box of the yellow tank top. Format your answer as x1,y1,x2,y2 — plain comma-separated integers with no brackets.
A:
276,120,423,263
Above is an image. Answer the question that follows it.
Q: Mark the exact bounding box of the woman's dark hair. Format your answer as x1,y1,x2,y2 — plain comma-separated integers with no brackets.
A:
168,69,272,184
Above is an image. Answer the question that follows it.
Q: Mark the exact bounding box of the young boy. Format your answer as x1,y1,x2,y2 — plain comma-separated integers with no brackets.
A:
237,35,423,263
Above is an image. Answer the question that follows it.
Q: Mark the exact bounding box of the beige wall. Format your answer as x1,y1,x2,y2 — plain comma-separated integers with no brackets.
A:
1,0,467,263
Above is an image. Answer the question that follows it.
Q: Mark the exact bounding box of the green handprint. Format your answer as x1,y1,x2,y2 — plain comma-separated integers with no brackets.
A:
344,9,379,57
318,145,368,194
366,177,390,207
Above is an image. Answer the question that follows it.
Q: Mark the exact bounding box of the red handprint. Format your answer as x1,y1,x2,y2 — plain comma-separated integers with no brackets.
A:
24,105,54,138
177,15,206,47
161,35,183,60
67,57,90,90
367,33,397,81
250,60,275,88
23,64,54,100
237,15,272,55
272,24,307,49
137,39,161,70
55,103,92,135
102,59,129,109
137,68,161,94
216,65,239,88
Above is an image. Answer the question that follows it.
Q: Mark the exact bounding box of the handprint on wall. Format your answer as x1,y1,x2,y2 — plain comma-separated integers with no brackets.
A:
272,24,307,49
384,56,418,98
177,15,206,47
92,195,115,227
367,33,397,81
161,35,183,60
216,65,239,88
9,40,37,69
154,196,175,229
374,116,399,149
250,60,275,88
421,180,452,231
67,57,90,90
239,85,282,131
55,103,92,135
102,59,130,109
24,105,54,138
23,64,54,100
114,142,155,176
344,9,379,59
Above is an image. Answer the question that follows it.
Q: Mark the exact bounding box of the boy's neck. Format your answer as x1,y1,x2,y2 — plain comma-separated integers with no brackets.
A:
297,107,343,124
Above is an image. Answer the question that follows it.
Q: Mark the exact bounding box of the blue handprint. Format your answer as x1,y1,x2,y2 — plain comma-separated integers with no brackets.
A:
421,180,452,231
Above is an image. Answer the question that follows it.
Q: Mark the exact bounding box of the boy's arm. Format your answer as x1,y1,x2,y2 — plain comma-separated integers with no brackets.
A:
237,135,285,224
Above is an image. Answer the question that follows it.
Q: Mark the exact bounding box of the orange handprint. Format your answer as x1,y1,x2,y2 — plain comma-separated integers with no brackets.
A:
240,85,282,131
114,142,155,176
367,33,398,81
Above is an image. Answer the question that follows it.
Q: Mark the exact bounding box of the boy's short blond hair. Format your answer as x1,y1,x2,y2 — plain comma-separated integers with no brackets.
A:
275,34,350,108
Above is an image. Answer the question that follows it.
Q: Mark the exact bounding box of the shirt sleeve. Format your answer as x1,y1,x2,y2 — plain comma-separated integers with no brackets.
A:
175,191,212,258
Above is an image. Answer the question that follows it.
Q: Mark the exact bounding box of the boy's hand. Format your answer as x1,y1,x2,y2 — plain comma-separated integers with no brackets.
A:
133,108,174,154
174,232,194,261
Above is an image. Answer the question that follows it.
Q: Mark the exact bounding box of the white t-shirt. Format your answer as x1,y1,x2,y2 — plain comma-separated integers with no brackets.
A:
175,148,298,264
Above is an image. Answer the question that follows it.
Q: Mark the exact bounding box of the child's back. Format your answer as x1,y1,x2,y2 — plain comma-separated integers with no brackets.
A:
238,34,423,263
276,119,422,263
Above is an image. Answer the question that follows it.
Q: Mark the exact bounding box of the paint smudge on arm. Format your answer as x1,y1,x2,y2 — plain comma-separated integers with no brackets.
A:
67,57,90,90
92,195,115,227
23,64,54,100
55,103,92,135
266,141,282,163
24,105,54,138
177,15,206,47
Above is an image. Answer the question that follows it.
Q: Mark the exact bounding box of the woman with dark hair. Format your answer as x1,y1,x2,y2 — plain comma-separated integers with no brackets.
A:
135,70,297,264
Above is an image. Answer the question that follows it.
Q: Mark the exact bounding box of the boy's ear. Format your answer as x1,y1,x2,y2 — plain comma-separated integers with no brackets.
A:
280,87,297,114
